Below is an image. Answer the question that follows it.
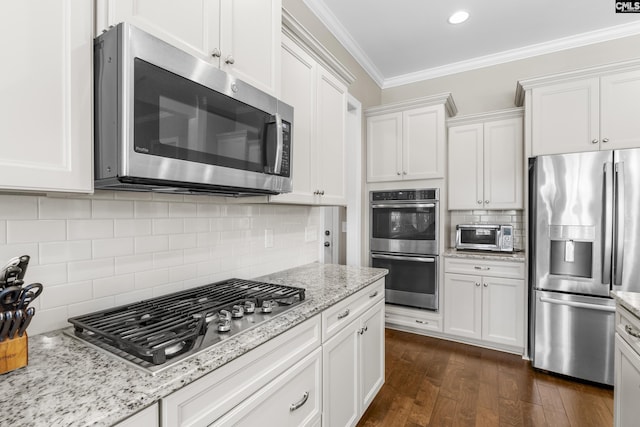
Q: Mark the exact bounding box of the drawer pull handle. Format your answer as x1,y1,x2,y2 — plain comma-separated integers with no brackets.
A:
358,326,368,335
474,266,490,270
290,391,309,412
625,324,640,339
415,319,428,324
337,309,350,319
369,291,379,298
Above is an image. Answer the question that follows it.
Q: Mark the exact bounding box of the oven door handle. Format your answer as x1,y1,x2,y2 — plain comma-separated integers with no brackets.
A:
371,203,435,209
371,253,435,263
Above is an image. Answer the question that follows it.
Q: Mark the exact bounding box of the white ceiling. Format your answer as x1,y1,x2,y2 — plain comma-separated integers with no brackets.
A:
303,0,640,88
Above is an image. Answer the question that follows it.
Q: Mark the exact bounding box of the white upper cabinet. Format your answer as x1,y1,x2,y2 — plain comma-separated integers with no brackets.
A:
0,0,93,193
447,110,523,210
517,63,640,156
366,94,456,183
96,0,281,95
271,29,350,206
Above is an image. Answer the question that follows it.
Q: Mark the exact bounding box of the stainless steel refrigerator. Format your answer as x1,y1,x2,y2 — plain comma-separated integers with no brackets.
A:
530,149,640,385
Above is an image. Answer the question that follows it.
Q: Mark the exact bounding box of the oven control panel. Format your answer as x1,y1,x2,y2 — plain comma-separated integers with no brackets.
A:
371,188,439,202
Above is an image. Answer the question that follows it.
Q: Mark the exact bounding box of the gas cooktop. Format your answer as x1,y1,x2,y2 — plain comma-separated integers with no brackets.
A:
67,278,306,374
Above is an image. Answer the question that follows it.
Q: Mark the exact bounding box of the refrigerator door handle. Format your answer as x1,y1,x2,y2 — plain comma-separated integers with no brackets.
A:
539,296,616,313
614,161,625,286
602,162,613,285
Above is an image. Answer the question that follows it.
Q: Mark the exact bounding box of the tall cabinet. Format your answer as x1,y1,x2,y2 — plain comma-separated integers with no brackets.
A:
271,12,353,206
96,0,281,96
447,109,524,210
0,0,93,193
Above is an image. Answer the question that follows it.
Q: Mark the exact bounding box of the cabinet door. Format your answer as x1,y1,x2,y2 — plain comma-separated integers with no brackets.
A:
443,274,482,340
615,335,640,427
600,69,640,150
271,36,317,204
323,319,359,427
0,0,92,193
481,277,524,347
366,113,402,182
530,78,599,156
115,404,159,427
316,67,347,205
483,118,523,209
96,0,219,61
403,105,445,180
219,0,280,95
447,124,483,210
359,301,385,413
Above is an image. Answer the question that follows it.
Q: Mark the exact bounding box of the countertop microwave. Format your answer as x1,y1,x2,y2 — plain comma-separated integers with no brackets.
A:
455,224,514,252
94,23,293,196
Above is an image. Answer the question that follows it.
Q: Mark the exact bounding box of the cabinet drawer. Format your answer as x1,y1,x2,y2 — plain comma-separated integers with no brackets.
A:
616,307,640,353
212,348,322,427
161,315,321,427
444,257,524,279
322,279,385,342
384,305,442,332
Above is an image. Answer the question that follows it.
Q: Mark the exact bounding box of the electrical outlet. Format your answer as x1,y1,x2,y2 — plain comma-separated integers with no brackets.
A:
305,226,318,242
264,229,274,248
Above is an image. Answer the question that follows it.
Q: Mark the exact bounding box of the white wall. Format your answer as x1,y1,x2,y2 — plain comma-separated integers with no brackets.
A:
0,192,321,335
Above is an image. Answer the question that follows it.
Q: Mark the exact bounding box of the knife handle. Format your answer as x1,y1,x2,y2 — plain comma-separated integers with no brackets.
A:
18,307,34,337
8,310,23,340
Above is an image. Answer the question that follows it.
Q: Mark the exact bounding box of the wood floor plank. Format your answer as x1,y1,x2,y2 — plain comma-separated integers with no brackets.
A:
357,329,613,427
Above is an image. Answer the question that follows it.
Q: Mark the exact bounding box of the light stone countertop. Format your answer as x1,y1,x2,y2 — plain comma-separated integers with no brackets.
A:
442,248,526,262
0,263,387,427
612,291,640,318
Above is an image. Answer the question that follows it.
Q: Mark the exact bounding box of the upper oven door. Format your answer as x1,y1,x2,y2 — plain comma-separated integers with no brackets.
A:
370,201,439,255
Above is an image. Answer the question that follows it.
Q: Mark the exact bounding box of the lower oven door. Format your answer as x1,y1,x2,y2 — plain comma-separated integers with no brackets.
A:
371,252,438,311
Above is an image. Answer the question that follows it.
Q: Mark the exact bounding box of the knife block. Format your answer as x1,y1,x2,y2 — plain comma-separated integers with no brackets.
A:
0,333,28,374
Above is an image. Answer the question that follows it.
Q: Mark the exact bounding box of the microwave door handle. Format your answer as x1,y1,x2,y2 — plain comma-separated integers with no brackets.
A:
371,253,435,263
264,114,283,175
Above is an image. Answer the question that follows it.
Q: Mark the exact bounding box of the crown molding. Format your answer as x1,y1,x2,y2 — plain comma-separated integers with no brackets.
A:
302,0,385,87
364,93,458,117
447,107,523,127
301,0,640,90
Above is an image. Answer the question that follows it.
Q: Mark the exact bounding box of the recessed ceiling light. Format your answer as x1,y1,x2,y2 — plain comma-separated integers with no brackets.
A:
448,10,469,24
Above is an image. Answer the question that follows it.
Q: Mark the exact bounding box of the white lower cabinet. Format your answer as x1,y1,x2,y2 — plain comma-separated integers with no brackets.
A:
443,258,525,351
322,290,385,427
614,306,640,427
114,403,159,426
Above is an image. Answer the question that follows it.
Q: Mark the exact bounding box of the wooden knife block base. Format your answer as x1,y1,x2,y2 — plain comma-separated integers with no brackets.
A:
0,333,28,374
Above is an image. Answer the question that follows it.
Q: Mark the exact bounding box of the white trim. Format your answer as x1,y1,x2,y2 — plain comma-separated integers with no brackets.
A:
301,0,640,89
346,94,362,266
447,108,524,127
302,0,384,87
282,8,356,86
364,93,458,118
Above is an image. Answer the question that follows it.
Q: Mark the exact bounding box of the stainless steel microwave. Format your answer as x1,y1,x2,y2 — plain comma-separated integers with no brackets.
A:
455,224,514,252
94,23,293,196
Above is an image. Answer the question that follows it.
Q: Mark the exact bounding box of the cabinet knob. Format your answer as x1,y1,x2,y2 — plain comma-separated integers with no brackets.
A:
403,171,407,175
602,138,610,143
484,200,490,204
320,190,325,196
475,282,480,287
592,139,599,144
397,172,401,176
211,48,221,58
225,55,235,65
477,200,482,204
484,283,488,287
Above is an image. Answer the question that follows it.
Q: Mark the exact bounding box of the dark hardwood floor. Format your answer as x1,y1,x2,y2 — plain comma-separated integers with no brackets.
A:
357,329,613,427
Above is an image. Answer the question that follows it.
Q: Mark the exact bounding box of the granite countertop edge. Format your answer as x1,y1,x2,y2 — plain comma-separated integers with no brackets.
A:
0,263,388,427
612,290,640,318
442,248,526,262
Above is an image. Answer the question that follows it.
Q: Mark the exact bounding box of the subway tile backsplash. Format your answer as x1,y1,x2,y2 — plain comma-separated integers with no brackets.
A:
448,209,525,250
0,192,321,335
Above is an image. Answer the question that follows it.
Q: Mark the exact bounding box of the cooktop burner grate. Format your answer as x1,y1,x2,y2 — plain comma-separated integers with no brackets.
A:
68,279,306,371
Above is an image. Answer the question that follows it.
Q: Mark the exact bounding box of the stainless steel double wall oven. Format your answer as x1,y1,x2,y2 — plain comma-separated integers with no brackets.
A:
370,189,439,311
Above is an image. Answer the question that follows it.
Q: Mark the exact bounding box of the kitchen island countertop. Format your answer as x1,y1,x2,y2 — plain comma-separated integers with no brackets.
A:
612,291,640,318
0,263,387,427
442,248,525,262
